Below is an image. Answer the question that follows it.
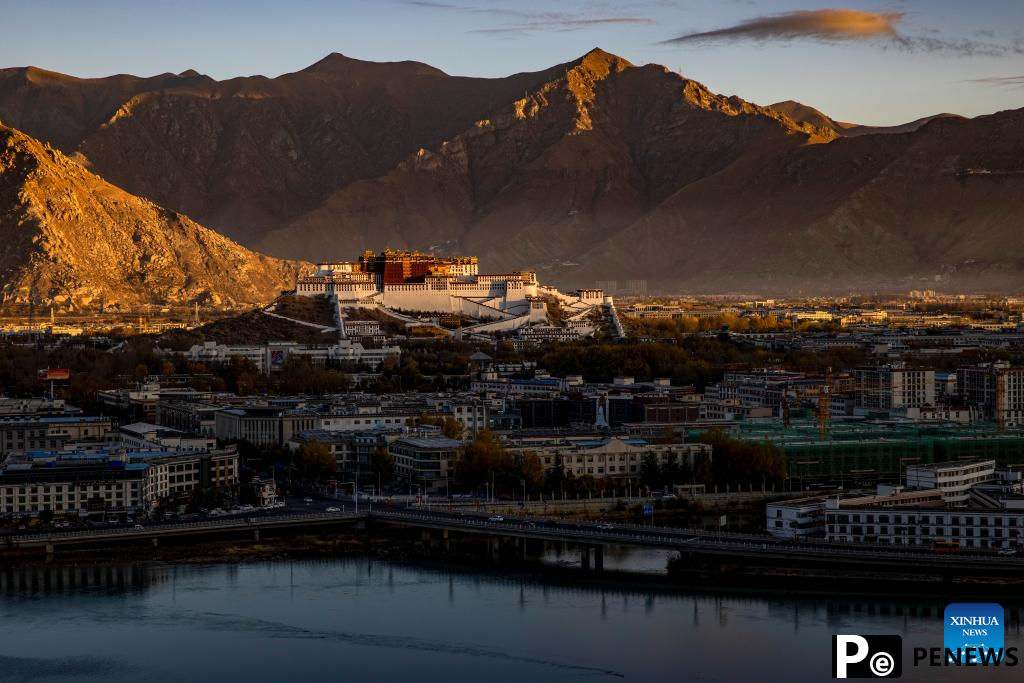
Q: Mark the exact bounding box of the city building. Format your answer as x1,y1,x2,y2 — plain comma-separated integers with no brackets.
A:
214,407,319,447
186,339,399,373
766,497,827,540
390,436,462,494
0,415,112,454
0,446,240,518
957,363,1024,427
854,365,936,411
502,435,712,481
905,459,996,506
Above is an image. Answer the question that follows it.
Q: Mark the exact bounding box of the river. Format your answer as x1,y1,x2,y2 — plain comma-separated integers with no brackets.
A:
1,558,1021,682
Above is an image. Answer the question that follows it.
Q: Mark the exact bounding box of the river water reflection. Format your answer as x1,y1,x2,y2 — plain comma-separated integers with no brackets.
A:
0,559,1021,682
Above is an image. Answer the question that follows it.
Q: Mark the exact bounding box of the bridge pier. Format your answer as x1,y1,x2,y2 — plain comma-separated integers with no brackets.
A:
151,537,159,548
253,528,260,542
44,543,54,559
579,544,605,572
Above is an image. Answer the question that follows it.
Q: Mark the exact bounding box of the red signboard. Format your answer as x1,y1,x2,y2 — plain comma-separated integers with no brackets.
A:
37,368,70,381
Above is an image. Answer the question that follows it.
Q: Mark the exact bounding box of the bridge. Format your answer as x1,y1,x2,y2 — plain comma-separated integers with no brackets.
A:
6,507,1024,579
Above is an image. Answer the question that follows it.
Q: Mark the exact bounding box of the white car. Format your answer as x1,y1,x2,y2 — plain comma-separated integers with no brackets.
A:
326,506,342,513
597,522,614,530
487,515,504,522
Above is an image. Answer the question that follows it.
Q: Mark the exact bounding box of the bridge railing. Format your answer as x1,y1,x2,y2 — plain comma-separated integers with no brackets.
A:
6,511,361,545
368,510,1024,566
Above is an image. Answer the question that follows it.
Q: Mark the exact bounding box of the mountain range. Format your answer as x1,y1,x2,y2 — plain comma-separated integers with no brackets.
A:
1,48,1022,297
0,123,300,308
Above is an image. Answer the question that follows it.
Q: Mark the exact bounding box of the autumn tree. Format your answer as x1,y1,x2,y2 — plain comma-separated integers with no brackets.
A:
517,450,544,493
298,441,335,478
455,429,513,491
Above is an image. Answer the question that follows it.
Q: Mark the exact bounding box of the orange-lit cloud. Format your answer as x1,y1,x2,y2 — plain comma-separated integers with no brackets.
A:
664,9,902,44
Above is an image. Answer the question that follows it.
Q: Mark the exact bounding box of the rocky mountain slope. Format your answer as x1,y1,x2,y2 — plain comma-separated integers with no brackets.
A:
578,107,1024,292
0,123,303,308
257,49,830,274
0,54,571,243
2,49,1021,293
769,100,961,138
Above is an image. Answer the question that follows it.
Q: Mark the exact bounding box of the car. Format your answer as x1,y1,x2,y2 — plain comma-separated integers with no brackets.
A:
133,524,144,530
487,515,505,522
997,548,1018,556
326,506,342,513
597,522,615,530
303,497,314,504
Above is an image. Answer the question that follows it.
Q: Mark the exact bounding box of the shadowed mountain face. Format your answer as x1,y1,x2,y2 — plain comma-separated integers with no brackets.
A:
1,49,1022,294
0,124,304,308
0,54,570,243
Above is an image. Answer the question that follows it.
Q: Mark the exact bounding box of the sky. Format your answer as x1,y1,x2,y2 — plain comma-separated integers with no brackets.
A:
2,0,1023,126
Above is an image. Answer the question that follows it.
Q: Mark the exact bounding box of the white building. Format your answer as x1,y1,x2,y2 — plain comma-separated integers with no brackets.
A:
766,497,827,539
905,460,996,506
186,340,399,373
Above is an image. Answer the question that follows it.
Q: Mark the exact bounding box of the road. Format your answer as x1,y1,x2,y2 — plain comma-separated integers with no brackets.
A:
5,499,1024,571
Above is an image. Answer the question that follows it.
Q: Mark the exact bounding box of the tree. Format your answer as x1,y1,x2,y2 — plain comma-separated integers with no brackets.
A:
370,446,396,487
517,450,544,492
544,453,567,493
660,452,681,488
456,429,512,491
694,429,786,488
298,442,335,478
417,413,464,439
639,453,661,490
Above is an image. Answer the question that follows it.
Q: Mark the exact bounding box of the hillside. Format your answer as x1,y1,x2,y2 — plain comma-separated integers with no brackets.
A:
0,54,570,243
257,49,827,273
2,50,1022,294
0,123,304,308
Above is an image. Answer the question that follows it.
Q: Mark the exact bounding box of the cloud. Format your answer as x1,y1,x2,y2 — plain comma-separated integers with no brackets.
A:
662,8,1024,57
398,0,655,35
664,9,901,44
471,17,656,36
966,74,1024,88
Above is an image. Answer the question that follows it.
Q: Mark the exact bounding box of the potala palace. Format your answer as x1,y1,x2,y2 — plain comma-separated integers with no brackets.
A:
294,250,622,338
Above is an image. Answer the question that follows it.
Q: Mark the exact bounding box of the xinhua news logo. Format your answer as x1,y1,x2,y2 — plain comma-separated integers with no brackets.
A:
833,635,902,678
944,603,1004,665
